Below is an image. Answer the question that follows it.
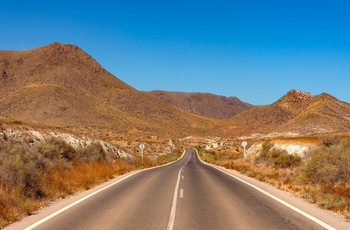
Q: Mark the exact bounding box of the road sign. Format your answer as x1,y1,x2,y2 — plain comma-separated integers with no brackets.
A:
139,143,145,164
242,141,248,159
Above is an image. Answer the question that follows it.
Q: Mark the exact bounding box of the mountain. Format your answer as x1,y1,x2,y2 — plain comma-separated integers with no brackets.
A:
217,89,350,137
2,43,349,139
0,42,216,137
148,90,254,119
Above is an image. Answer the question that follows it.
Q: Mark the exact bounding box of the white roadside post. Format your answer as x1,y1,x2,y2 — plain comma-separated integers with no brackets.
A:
139,143,145,164
242,141,248,159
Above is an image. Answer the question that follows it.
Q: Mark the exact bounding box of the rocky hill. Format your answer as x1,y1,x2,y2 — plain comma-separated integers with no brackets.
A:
0,42,216,138
217,89,350,137
148,90,253,119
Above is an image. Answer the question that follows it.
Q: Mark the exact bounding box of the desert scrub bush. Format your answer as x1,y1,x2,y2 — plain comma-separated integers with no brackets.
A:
319,135,340,147
0,142,45,198
270,149,301,169
154,151,182,165
297,136,350,219
254,139,273,165
194,145,202,155
10,120,23,125
301,138,350,184
76,143,107,163
37,138,76,161
254,140,301,168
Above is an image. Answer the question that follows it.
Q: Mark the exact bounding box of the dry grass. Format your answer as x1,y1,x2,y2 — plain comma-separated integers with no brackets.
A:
0,160,135,229
42,160,131,198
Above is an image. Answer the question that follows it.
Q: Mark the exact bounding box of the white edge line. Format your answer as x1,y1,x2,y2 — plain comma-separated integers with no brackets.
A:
24,150,187,230
194,149,336,230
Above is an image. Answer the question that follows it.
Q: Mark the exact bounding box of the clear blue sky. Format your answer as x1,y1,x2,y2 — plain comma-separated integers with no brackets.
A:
1,0,350,105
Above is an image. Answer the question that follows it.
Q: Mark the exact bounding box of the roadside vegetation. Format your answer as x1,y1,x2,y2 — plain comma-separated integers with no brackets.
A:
199,135,350,220
0,137,181,228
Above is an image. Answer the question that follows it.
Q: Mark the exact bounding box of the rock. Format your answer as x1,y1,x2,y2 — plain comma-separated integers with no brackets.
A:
0,127,132,159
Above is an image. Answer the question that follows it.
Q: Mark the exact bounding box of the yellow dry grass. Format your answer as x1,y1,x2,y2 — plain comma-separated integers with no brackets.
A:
0,160,134,228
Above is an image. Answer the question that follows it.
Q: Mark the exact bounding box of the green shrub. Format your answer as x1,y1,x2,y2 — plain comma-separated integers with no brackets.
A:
261,139,273,158
194,145,202,155
254,140,301,168
302,139,350,184
77,143,107,163
273,152,301,168
254,140,273,165
0,142,45,198
10,120,23,125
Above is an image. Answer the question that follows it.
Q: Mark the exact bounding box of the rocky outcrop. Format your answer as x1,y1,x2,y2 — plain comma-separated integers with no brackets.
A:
246,142,311,157
0,127,132,159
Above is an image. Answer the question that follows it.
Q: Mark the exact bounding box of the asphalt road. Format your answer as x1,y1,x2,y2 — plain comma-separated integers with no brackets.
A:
7,149,347,230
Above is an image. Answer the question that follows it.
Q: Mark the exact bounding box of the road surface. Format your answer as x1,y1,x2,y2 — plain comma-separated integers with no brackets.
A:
6,149,348,230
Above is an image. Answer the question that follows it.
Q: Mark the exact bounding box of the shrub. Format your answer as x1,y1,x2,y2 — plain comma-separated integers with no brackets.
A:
0,142,45,198
302,139,350,184
154,151,182,165
254,140,301,168
194,145,202,155
77,143,107,163
39,138,76,161
273,152,301,168
261,139,273,158
319,135,340,147
10,120,23,125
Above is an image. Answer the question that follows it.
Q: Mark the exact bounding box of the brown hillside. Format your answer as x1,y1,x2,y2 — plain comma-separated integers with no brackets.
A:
277,92,350,133
2,43,349,140
0,42,216,137
148,90,254,119
217,89,350,137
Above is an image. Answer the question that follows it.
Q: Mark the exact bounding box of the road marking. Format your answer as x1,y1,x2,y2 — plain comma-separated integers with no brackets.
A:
194,149,336,230
167,166,184,230
23,150,188,230
180,189,184,198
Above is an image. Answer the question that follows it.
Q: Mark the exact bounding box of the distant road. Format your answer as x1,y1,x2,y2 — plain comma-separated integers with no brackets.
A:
7,149,347,230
